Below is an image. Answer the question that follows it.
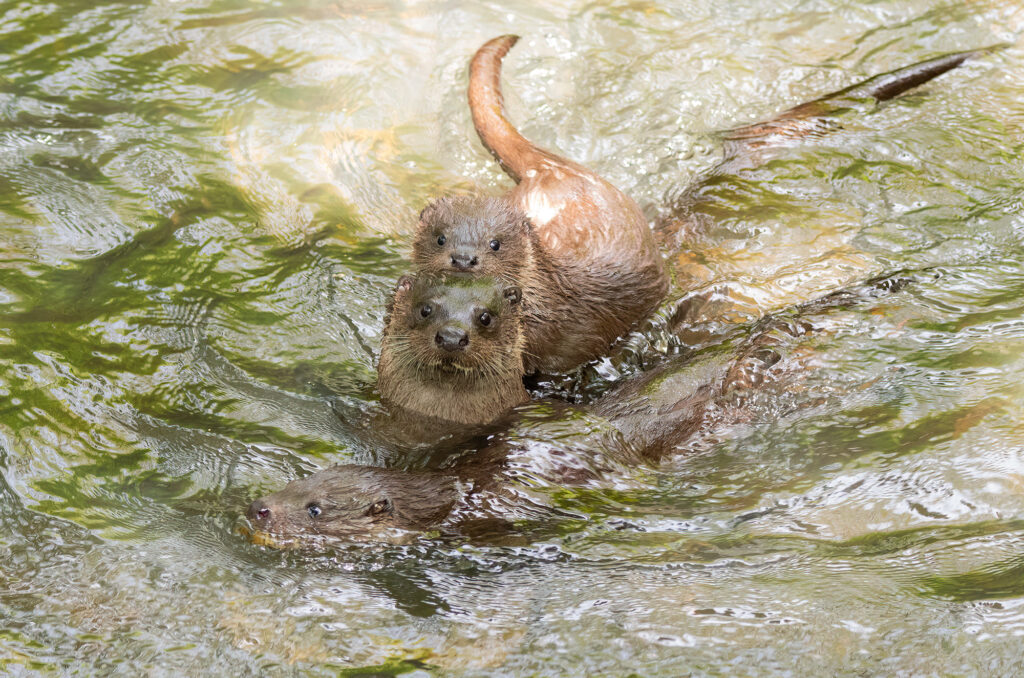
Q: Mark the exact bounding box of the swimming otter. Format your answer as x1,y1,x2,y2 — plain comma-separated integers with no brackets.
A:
248,312,799,543
250,272,912,543
412,196,528,284
409,36,669,375
413,40,987,374
376,273,527,426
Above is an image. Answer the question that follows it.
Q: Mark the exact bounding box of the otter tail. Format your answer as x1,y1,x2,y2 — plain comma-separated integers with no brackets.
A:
722,47,996,154
469,35,554,183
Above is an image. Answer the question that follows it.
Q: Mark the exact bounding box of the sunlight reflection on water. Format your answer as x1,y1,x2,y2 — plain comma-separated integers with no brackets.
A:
1,0,1024,674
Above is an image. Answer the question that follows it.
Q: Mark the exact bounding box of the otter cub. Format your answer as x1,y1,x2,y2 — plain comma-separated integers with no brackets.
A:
407,36,668,375
377,273,527,426
412,196,529,281
252,272,914,544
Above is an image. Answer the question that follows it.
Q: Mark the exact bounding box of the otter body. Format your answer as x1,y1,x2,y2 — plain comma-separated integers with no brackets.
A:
410,36,669,375
413,41,984,373
656,48,988,249
250,312,800,542
414,195,664,376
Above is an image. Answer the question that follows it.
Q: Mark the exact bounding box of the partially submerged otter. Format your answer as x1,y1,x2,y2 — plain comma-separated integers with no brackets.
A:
411,36,669,375
385,41,985,420
377,273,527,426
250,273,912,543
248,464,460,544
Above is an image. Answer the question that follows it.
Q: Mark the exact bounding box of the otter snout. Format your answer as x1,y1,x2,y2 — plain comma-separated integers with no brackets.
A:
435,326,469,351
450,252,478,271
247,498,272,526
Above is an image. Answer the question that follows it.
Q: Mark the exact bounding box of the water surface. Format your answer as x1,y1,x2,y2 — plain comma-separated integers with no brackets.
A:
2,0,1024,674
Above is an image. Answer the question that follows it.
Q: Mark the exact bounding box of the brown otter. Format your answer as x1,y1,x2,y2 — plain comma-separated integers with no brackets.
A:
412,40,987,375
623,46,992,363
250,272,912,543
409,36,669,375
248,313,803,543
412,196,528,284
717,48,991,168
283,45,990,534
376,273,527,426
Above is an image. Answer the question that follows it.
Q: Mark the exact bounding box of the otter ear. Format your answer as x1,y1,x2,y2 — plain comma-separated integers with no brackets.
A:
419,197,449,224
366,497,393,516
385,275,414,319
395,274,414,295
503,286,522,306
505,203,533,233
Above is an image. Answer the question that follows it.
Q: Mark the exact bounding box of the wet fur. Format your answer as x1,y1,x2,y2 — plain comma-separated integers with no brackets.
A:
248,465,459,541
412,35,670,374
414,195,667,374
251,266,919,544
264,45,992,540
377,274,528,425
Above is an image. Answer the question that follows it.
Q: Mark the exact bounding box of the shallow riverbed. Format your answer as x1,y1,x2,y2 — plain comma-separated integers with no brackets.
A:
3,0,1024,675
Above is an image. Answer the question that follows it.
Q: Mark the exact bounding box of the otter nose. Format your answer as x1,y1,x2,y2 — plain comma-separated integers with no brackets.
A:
435,326,469,352
450,253,478,271
248,499,271,524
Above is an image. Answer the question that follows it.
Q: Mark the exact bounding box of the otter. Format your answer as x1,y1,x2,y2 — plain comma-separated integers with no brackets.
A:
376,273,527,426
251,273,912,543
411,40,987,374
410,36,670,375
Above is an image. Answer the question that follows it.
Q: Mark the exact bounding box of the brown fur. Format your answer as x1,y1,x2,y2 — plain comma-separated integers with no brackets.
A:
250,42,993,543
407,35,670,375
384,43,983,425
414,195,667,375
377,273,528,426
250,273,910,543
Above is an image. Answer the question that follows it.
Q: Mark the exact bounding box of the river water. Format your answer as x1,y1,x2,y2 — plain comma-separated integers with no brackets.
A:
3,0,1024,675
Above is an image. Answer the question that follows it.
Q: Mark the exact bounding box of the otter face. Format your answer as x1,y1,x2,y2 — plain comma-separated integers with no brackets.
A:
247,465,458,544
412,196,532,280
385,274,523,375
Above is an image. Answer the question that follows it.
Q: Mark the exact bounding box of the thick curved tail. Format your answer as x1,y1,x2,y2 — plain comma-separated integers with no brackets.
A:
723,47,995,154
469,35,553,183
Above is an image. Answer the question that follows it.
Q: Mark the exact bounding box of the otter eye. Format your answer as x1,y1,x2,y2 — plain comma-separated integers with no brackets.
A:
307,503,322,518
489,239,500,251
436,234,446,246
478,311,492,327
367,499,391,516
420,304,432,318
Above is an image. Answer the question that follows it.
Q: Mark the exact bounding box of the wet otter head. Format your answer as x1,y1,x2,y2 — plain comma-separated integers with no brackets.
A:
377,273,528,425
412,196,533,280
247,465,458,544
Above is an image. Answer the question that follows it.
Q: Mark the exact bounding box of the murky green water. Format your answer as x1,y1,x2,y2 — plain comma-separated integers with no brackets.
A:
3,0,1024,674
